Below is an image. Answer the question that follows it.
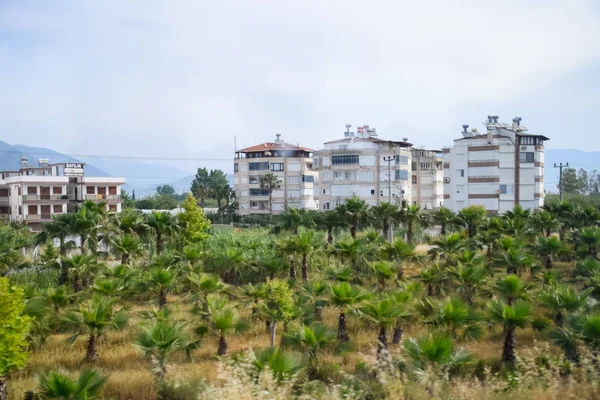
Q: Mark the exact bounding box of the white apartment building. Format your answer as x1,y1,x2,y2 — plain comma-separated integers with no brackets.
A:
233,135,318,215
313,125,412,210
443,116,548,213
0,157,126,231
411,149,444,210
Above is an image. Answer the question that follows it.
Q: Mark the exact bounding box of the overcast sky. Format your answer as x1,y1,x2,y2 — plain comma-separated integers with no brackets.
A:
1,0,600,172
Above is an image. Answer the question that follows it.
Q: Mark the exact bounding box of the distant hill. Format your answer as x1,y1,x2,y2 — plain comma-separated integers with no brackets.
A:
138,173,235,197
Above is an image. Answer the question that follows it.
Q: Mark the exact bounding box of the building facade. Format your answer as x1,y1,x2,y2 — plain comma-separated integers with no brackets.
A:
313,125,412,210
443,116,548,213
0,157,126,231
411,149,444,210
233,135,318,215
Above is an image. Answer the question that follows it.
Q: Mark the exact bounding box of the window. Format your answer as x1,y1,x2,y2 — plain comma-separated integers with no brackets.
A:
412,175,417,184
323,202,330,210
519,152,535,163
500,184,514,194
52,186,63,195
322,172,330,181
313,158,319,168
411,162,417,171
86,186,95,194
519,136,535,145
270,163,284,171
302,175,314,183
395,170,409,180
98,187,107,195
249,162,269,171
360,170,374,182
250,201,258,208
28,205,37,215
334,172,344,181
287,176,300,184
249,176,259,184
334,200,342,208
27,186,37,195
395,155,409,165
371,189,375,195
0,189,8,197
108,186,117,195
249,189,270,196
460,169,465,177
234,163,238,173
53,205,62,213
109,205,117,212
332,154,359,165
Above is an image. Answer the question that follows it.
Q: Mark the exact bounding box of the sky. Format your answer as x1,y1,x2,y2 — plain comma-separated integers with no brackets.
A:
1,0,600,175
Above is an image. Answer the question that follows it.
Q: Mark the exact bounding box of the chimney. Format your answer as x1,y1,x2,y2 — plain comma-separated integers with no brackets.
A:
462,124,469,133
487,115,494,123
275,133,283,145
492,115,499,124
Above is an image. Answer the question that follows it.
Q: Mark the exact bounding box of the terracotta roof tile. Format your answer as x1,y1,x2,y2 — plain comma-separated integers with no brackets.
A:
237,142,313,153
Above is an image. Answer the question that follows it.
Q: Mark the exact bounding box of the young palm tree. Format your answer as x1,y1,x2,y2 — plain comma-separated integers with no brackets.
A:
456,205,486,239
488,300,531,365
422,297,482,340
428,232,467,265
271,207,315,234
577,226,600,258
487,274,530,305
207,247,247,284
369,202,399,240
251,347,305,381
530,210,559,237
448,263,487,306
60,254,100,293
332,238,377,273
44,286,71,313
118,208,150,236
30,369,109,400
135,317,190,380
199,294,248,355
291,228,323,281
339,196,370,239
62,295,128,362
316,210,348,244
399,205,427,244
36,213,76,258
71,204,100,255
360,297,405,360
300,281,329,321
259,173,282,214
284,324,341,379
493,246,534,275
380,238,419,280
370,261,399,291
92,278,126,298
538,284,592,327
146,211,178,255
431,207,456,236
530,236,566,269
330,282,370,341
389,287,416,344
147,268,176,309
416,264,447,297
110,234,145,265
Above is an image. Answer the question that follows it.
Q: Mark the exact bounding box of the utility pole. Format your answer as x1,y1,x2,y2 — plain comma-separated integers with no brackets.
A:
383,156,395,242
554,162,569,201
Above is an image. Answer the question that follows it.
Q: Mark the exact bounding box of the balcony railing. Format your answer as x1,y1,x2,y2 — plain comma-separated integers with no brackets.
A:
22,194,68,201
84,194,121,201
26,214,53,221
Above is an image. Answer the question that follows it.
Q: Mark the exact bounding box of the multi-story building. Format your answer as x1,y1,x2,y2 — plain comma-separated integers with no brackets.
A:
233,135,318,215
0,157,125,231
313,125,412,210
411,149,444,210
443,116,548,213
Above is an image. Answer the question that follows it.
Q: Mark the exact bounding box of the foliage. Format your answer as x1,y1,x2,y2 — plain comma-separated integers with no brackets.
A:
178,193,210,244
0,278,31,377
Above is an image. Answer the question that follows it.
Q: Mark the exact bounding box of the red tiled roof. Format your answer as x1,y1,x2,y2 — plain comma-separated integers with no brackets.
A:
237,142,313,153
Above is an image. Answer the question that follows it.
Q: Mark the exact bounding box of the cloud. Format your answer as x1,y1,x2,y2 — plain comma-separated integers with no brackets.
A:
1,0,599,168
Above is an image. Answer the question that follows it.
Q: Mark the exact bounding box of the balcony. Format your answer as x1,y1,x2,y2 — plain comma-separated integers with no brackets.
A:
85,194,122,201
26,214,53,222
22,194,69,201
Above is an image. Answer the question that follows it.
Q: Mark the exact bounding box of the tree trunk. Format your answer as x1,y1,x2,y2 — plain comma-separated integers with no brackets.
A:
86,333,99,362
337,311,350,342
217,334,228,356
314,304,323,321
265,319,271,334
440,223,446,236
301,254,308,281
159,288,167,308
80,235,86,254
554,312,563,327
73,272,81,293
269,192,272,214
350,225,357,239
545,229,550,238
59,264,69,285
156,233,163,255
60,237,66,256
383,220,389,241
270,320,277,348
545,254,553,269
396,264,404,281
122,253,129,265
407,222,413,244
200,193,205,208
502,327,516,364
0,375,7,400
327,229,333,245
377,326,388,361
427,284,433,297
392,319,403,344
289,263,296,279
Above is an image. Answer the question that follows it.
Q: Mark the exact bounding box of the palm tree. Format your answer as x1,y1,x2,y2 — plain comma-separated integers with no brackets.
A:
577,226,600,258
488,300,531,365
284,324,341,379
370,261,399,290
416,264,447,297
422,297,482,340
448,263,487,306
380,238,419,280
300,281,329,321
530,236,566,269
37,213,76,257
316,210,347,244
339,196,370,239
30,369,109,400
457,205,486,239
271,207,315,234
111,234,145,265
118,208,150,237
60,254,100,293
62,295,128,362
92,278,126,298
206,247,247,284
370,202,399,240
428,232,467,265
487,274,530,305
389,288,415,344
530,210,559,237
493,246,534,275
432,207,456,236
146,211,178,256
259,173,282,214
251,347,305,381
290,228,323,281
147,268,176,309
332,238,377,273
538,284,592,327
135,316,190,380
200,294,248,355
399,204,427,244
330,282,369,341
360,297,405,360
44,286,71,313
